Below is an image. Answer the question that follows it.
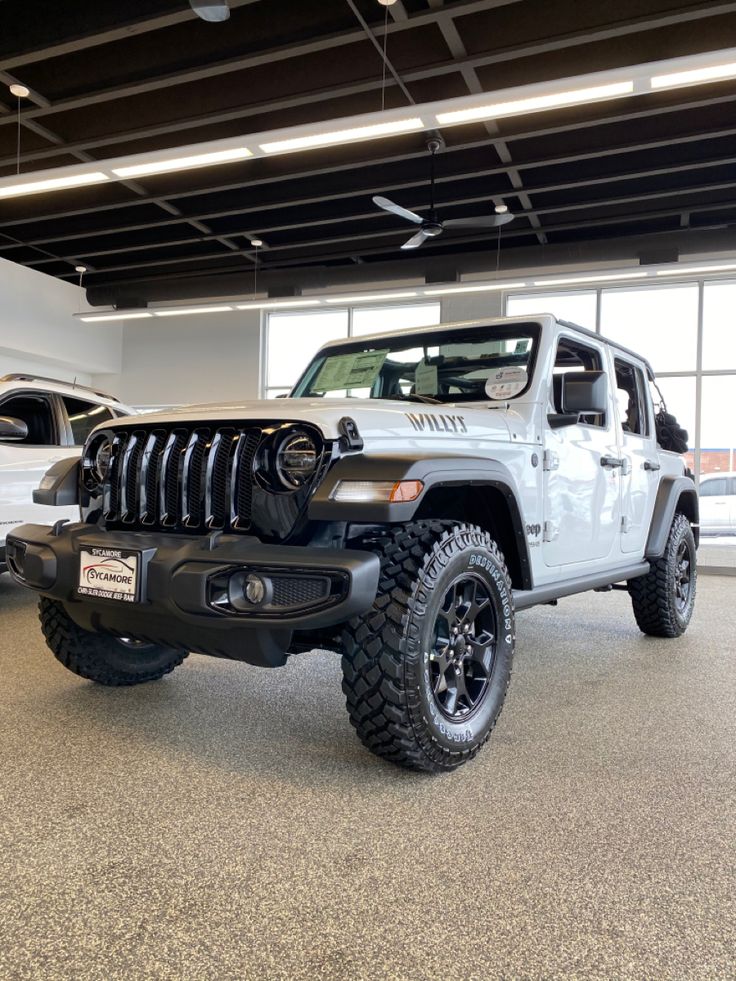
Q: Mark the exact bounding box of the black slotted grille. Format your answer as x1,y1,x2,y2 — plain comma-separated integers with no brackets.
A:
101,423,269,534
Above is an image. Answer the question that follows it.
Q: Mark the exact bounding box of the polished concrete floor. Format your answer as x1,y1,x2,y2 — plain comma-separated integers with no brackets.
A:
1,574,734,981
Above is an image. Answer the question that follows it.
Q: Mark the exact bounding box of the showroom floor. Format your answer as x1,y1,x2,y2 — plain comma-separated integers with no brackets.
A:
1,576,733,981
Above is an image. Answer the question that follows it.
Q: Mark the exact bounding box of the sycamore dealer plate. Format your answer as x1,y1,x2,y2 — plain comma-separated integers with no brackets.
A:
78,547,140,602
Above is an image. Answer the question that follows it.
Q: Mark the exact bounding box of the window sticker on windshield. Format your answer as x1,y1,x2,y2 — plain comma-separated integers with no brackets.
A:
313,349,389,392
485,366,528,400
414,360,438,396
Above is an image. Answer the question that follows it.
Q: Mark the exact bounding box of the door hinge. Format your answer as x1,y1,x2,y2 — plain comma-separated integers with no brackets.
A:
543,450,560,472
543,520,558,542
621,515,631,533
620,458,630,476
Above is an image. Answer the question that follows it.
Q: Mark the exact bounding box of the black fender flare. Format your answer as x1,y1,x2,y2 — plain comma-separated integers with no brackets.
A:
645,475,699,559
309,453,532,589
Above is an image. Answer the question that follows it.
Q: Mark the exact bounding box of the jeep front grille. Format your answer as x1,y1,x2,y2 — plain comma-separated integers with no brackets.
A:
100,425,264,533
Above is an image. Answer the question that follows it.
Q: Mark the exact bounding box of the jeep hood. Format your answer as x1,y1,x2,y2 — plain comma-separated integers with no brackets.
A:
116,398,514,442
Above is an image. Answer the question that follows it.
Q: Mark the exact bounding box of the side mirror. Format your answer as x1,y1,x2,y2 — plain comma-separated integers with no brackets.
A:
561,370,608,415
548,371,607,429
0,416,29,441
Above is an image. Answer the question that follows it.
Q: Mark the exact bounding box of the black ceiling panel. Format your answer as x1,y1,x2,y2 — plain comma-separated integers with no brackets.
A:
0,0,734,303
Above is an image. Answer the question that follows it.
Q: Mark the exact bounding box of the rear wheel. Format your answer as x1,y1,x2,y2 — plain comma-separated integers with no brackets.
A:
341,521,515,773
39,597,188,685
628,512,697,637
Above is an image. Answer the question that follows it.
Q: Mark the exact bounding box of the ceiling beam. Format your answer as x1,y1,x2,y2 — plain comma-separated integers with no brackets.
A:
8,146,736,252
27,189,736,278
0,0,728,133
0,0,522,129
0,0,264,72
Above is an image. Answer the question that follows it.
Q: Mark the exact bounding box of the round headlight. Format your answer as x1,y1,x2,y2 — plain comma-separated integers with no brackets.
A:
274,432,318,489
86,435,112,486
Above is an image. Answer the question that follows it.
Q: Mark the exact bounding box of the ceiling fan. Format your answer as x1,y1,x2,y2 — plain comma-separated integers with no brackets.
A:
373,136,515,250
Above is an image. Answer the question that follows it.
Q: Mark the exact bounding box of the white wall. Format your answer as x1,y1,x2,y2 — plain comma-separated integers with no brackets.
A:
0,257,121,386
108,310,262,407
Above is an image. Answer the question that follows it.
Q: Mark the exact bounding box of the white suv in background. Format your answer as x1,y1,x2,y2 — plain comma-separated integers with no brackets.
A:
699,471,736,535
0,374,134,573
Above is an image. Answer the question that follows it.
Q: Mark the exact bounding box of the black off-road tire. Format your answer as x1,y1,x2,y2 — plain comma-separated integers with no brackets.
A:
628,512,697,638
341,521,515,773
39,597,188,685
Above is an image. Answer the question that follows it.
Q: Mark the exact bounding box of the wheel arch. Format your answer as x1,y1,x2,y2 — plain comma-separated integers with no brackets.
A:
645,475,700,559
309,454,533,591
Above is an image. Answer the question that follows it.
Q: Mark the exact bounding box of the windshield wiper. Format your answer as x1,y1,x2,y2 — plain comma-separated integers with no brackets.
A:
390,393,443,405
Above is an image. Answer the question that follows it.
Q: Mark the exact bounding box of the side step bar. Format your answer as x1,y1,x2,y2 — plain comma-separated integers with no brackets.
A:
513,562,650,611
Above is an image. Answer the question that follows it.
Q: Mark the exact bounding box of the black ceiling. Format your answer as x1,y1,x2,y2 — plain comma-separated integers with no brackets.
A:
1,0,736,306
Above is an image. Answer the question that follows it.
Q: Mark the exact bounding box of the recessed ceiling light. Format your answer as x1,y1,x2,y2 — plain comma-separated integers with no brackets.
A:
235,300,321,310
494,203,509,214
0,171,110,199
651,60,736,90
80,311,153,322
153,305,234,316
112,147,252,178
532,271,648,286
424,282,527,295
9,83,30,98
260,118,424,154
436,81,634,125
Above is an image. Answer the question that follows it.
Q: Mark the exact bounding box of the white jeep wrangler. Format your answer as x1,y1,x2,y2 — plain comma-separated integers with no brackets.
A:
0,374,133,576
6,316,698,772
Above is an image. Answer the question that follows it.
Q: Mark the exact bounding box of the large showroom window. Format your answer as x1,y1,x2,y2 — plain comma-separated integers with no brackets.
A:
506,290,597,331
264,301,440,398
508,279,736,568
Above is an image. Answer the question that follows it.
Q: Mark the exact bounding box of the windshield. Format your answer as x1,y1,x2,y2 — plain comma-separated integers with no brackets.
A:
291,322,540,403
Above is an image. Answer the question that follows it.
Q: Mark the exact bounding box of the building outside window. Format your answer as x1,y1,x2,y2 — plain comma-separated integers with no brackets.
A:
264,301,441,399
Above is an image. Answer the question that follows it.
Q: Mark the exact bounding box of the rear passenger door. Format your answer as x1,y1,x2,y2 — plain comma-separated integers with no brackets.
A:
613,356,660,554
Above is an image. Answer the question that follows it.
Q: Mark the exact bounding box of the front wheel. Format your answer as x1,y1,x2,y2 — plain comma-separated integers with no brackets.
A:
341,521,515,773
39,598,188,685
628,511,697,637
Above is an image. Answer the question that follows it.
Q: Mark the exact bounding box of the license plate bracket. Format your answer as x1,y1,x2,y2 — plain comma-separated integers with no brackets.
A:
78,547,140,603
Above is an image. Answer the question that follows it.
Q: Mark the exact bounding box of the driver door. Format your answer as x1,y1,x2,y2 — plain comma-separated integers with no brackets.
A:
543,334,621,568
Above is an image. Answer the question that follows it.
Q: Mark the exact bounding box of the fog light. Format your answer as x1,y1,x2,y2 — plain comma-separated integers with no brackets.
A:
244,574,266,605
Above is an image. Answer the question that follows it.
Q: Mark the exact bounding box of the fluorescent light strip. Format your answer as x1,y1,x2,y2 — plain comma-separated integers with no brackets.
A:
153,305,234,316
532,271,648,287
260,118,424,154
436,81,633,125
0,171,109,199
325,291,418,304
424,282,527,296
80,311,153,322
235,300,322,310
656,262,736,276
651,61,736,90
112,148,252,178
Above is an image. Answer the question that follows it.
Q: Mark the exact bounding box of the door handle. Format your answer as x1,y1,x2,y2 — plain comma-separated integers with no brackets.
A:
600,456,624,469
643,460,661,471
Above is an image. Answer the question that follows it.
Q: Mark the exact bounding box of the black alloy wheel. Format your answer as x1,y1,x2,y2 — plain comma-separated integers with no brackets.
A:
430,576,496,721
673,539,693,614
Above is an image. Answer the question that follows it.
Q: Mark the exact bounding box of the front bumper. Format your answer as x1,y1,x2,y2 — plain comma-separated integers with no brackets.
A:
6,523,380,667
